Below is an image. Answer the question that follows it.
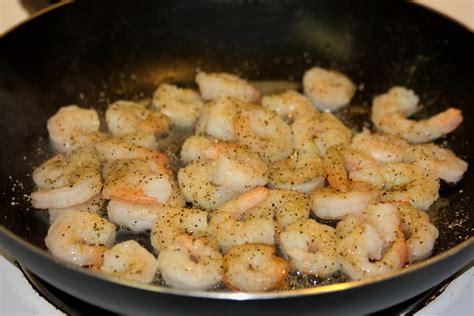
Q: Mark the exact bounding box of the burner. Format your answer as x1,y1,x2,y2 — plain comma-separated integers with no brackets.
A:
18,264,469,315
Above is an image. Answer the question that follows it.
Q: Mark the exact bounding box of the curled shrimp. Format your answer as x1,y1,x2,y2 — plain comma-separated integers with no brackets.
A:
102,158,173,204
350,128,409,163
100,240,159,284
209,187,275,251
180,135,215,164
31,150,102,209
397,204,439,263
47,105,105,154
152,83,204,128
371,87,463,143
404,143,468,183
381,163,439,210
45,210,116,267
261,90,316,122
158,234,223,290
105,100,169,137
336,203,408,280
303,67,356,112
234,105,293,163
280,219,340,277
48,194,104,223
150,207,208,251
223,244,289,292
195,72,260,103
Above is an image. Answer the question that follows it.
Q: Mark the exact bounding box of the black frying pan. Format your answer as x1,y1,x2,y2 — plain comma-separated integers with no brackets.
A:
0,1,472,315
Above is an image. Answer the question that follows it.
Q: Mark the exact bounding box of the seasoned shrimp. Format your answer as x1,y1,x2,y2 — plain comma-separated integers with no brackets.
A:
303,67,356,112
195,72,260,103
45,210,116,266
107,200,164,232
31,150,102,209
381,163,439,210
180,135,215,164
404,144,468,183
48,194,104,223
102,158,173,204
234,105,293,163
291,112,352,157
337,223,407,280
223,244,289,292
151,207,208,251
397,204,439,263
105,100,169,137
158,234,223,290
280,219,340,277
152,83,204,128
344,149,385,188
209,187,275,251
371,87,463,143
310,146,380,220
47,105,105,153
100,240,158,284
261,90,316,122
350,128,409,163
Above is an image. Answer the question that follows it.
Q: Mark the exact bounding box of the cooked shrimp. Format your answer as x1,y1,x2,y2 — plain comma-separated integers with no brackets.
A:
48,194,104,223
180,135,215,164
279,219,340,277
397,204,439,263
31,150,102,209
291,112,352,157
107,199,165,232
381,163,439,210
371,87,463,143
45,210,116,266
261,90,316,122
100,240,158,284
303,67,356,112
195,72,260,102
102,158,173,204
362,203,401,249
151,207,208,251
47,105,105,153
152,83,204,128
95,138,167,164
404,143,468,183
234,105,293,163
209,187,275,251
350,128,409,163
105,100,169,137
344,149,385,188
337,223,407,280
223,244,289,292
158,234,223,290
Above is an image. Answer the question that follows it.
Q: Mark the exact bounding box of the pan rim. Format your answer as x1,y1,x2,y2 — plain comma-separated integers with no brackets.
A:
1,226,472,300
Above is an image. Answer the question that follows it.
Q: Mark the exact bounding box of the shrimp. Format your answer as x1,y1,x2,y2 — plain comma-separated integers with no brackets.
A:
209,187,276,251
102,158,173,204
310,146,381,220
303,67,356,112
291,112,352,157
404,144,468,183
350,128,409,163
397,204,439,263
279,219,340,277
223,244,289,292
105,100,170,137
107,200,165,232
151,207,208,251
48,194,104,223
371,87,463,143
195,72,260,103
158,234,223,290
44,210,116,266
234,105,293,163
47,105,105,154
31,150,102,209
100,240,158,284
344,149,385,188
261,90,316,122
180,135,215,164
336,204,408,280
152,83,204,128
381,163,439,210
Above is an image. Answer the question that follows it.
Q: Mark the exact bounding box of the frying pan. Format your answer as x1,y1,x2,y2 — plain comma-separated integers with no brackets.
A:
0,0,472,314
